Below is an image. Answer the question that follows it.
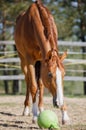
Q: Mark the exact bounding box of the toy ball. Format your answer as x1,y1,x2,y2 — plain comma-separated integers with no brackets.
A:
37,110,60,129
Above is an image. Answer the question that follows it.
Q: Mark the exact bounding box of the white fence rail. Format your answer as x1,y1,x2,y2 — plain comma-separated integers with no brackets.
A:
0,40,86,46
0,41,86,81
0,75,86,81
0,58,86,64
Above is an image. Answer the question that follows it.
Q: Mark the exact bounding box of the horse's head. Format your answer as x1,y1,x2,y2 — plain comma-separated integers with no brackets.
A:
45,49,67,107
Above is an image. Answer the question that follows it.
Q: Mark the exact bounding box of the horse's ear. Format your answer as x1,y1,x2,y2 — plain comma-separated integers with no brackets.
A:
60,51,67,61
46,49,57,60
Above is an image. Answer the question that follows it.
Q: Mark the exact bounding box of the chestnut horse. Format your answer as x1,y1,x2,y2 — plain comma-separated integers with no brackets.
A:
15,0,69,124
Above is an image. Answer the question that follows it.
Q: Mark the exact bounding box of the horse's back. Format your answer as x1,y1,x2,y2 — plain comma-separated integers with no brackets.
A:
15,3,41,61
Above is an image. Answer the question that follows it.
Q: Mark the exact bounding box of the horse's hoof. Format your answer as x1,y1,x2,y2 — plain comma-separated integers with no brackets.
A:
62,118,70,125
62,110,70,125
32,116,37,124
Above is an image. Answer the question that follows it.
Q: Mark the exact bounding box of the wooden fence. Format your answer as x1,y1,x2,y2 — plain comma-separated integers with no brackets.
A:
0,40,86,82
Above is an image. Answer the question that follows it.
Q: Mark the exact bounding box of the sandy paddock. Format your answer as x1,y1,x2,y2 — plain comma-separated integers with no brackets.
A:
0,95,86,130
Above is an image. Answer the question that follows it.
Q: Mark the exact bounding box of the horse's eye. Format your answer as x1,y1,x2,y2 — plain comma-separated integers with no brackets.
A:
48,72,53,78
49,55,51,60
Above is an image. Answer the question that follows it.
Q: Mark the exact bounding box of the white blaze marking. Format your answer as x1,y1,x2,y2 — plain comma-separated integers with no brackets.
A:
56,67,64,106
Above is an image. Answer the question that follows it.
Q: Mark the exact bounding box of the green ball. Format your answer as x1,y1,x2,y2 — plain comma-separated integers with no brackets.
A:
37,110,60,129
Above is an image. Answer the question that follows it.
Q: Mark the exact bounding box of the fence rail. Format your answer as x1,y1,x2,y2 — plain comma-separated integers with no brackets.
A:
0,58,86,64
0,40,86,46
0,41,86,82
0,75,86,81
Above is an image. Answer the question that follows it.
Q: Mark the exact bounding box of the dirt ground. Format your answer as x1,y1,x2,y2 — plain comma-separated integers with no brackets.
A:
0,95,86,130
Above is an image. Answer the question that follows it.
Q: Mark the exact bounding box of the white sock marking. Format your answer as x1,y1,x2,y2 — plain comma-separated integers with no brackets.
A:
62,110,70,123
56,67,64,106
39,107,44,112
32,102,39,122
23,106,30,116
32,102,38,116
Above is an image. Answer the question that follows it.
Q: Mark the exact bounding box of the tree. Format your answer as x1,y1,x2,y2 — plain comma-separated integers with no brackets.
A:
78,0,86,94
0,1,10,94
0,0,32,94
0,0,86,94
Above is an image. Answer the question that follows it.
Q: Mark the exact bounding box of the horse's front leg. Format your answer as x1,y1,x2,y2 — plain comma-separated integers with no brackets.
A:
27,64,38,123
61,104,70,124
38,79,44,113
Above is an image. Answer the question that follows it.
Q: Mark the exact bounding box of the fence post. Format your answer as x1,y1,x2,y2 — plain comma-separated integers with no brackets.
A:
81,36,86,95
82,46,86,95
19,80,22,94
12,45,20,94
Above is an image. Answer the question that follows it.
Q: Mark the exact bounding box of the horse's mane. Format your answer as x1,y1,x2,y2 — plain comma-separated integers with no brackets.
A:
36,0,51,39
36,0,57,49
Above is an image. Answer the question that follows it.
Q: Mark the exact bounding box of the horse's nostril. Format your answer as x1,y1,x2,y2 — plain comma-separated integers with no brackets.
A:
53,96,59,108
48,72,53,78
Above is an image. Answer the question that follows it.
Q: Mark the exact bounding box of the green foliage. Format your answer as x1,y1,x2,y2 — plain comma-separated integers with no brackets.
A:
0,0,32,40
0,0,86,40
0,0,86,95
